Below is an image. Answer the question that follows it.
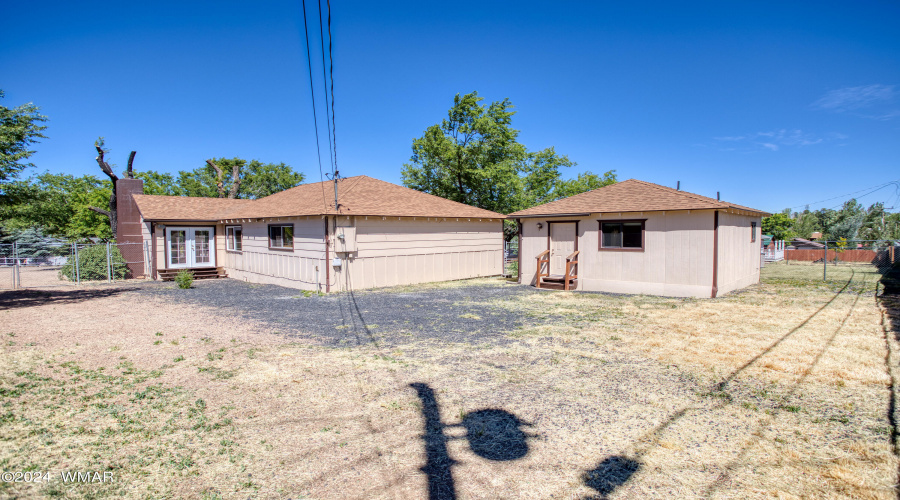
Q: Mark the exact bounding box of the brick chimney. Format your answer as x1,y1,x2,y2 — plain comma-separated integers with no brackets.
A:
115,178,145,277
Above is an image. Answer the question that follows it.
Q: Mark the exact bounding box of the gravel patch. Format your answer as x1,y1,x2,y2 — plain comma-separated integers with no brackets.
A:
133,278,557,347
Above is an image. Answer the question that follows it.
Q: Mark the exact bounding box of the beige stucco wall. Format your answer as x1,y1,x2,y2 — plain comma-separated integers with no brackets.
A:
519,210,759,298
330,216,503,292
716,212,763,295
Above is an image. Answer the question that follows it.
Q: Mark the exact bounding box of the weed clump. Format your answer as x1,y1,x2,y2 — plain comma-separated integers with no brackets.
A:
175,270,194,289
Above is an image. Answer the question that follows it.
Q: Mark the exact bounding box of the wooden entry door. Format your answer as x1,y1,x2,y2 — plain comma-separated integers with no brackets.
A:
166,227,215,268
549,223,577,275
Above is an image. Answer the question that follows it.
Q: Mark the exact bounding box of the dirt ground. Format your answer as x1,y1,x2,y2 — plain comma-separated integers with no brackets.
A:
0,274,898,499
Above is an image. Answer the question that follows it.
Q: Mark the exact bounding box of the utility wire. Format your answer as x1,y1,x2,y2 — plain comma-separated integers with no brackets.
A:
789,178,900,210
327,0,337,176
823,181,900,210
301,0,329,211
317,0,335,177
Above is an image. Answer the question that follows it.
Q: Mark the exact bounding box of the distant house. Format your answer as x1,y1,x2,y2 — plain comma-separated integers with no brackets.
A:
789,238,825,249
119,176,505,291
508,179,770,298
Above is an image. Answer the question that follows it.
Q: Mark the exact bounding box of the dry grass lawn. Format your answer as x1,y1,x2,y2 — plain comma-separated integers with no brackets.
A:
0,271,898,499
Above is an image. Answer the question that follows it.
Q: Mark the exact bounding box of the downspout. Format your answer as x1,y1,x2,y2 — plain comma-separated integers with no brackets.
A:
151,223,158,280
325,217,330,293
711,210,719,298
517,219,522,283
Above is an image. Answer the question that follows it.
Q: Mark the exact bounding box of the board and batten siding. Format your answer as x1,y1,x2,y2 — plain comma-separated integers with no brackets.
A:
715,212,762,295
520,211,727,297
141,219,153,277
221,217,327,290
330,217,503,292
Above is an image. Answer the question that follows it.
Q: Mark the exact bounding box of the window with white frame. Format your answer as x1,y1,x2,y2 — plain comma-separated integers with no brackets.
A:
268,224,294,249
226,226,242,251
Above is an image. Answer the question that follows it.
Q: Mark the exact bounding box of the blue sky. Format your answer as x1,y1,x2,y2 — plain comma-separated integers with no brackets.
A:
2,1,899,213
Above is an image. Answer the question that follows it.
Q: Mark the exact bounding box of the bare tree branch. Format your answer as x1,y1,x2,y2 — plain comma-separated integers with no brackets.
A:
206,159,226,198
95,143,118,182
88,206,111,217
228,162,241,199
126,151,136,178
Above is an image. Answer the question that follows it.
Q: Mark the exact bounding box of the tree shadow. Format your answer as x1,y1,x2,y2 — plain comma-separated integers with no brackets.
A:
879,290,900,500
410,382,533,500
581,456,642,499
462,409,530,461
881,261,900,296
0,287,132,310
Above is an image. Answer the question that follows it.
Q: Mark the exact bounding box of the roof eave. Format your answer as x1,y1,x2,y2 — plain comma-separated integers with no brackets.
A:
511,212,592,219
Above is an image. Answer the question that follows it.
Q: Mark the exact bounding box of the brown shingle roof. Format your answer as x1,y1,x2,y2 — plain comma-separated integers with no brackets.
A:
131,194,253,221
133,176,505,221
508,179,770,217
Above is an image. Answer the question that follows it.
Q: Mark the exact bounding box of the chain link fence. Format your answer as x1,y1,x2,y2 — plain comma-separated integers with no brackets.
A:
503,238,519,278
0,241,150,290
760,240,900,292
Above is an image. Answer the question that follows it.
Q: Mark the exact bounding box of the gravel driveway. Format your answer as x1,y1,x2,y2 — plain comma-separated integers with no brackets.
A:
135,278,553,347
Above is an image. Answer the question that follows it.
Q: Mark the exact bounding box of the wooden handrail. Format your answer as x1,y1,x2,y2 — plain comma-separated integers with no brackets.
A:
563,250,580,290
536,250,550,288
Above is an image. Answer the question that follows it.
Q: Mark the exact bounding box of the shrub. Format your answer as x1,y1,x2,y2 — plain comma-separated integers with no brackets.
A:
175,270,194,289
59,244,127,282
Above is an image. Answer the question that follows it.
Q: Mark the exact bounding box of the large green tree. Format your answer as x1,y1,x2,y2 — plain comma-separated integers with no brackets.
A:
0,173,112,240
178,158,305,199
132,170,183,196
761,211,795,241
402,92,616,239
767,199,900,243
0,90,48,186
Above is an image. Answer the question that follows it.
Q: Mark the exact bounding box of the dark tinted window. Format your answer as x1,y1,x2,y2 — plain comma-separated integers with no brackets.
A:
601,221,643,249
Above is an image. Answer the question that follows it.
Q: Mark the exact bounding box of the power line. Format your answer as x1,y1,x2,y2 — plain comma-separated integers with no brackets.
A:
789,178,900,210
326,0,337,177
317,0,335,178
824,181,900,210
301,0,329,211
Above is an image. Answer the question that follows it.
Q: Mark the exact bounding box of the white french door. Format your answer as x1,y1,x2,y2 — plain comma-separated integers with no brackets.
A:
166,227,215,268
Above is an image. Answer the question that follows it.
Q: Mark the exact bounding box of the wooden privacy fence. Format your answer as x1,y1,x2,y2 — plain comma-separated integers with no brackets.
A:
785,247,897,264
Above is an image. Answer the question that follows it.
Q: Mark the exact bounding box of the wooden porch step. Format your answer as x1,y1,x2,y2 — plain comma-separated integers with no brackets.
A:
158,267,227,281
537,280,577,290
541,274,574,283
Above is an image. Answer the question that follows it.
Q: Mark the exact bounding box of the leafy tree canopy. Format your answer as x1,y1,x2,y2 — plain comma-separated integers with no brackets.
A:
176,158,305,199
764,198,900,242
402,92,616,238
0,173,112,240
761,212,794,241
3,157,305,240
0,90,48,185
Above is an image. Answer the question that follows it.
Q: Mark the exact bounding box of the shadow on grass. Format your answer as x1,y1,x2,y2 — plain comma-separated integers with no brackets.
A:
582,456,642,499
878,266,900,500
574,271,864,498
881,263,900,296
410,382,534,500
0,287,132,310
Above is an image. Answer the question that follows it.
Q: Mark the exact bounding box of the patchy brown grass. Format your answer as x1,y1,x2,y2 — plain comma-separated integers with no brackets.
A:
0,276,897,499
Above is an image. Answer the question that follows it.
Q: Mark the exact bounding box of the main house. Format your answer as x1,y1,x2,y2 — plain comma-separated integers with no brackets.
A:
118,176,505,292
508,179,770,298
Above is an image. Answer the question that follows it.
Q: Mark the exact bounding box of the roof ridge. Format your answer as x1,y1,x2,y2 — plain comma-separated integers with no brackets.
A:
629,179,728,208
